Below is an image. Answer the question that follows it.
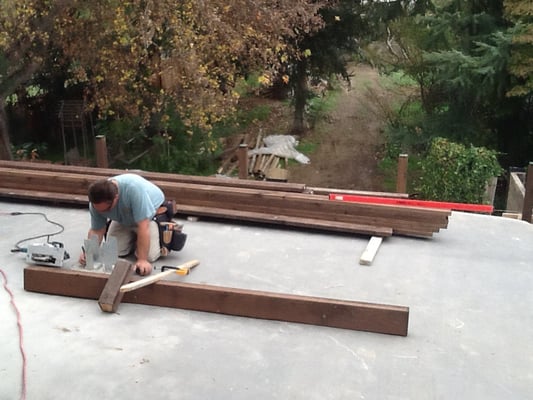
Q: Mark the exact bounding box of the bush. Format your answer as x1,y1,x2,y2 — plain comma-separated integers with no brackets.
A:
416,137,503,203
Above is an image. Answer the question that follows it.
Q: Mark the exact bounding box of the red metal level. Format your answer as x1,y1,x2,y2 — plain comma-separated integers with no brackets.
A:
329,194,493,214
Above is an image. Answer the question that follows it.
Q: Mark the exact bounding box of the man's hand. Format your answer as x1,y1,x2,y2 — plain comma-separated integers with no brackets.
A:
135,259,153,276
78,251,86,266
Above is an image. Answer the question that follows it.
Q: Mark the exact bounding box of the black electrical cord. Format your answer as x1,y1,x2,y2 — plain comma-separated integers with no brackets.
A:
9,212,66,253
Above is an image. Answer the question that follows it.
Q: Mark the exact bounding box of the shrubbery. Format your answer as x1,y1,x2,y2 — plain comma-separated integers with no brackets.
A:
416,137,503,203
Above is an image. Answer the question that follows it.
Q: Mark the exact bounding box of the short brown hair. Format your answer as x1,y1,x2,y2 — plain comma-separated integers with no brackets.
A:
88,179,118,204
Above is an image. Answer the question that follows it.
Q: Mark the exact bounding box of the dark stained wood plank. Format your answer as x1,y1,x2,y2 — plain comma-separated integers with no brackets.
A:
176,204,393,236
0,160,307,192
24,266,409,336
308,186,410,199
521,162,533,223
159,182,449,236
0,188,87,205
98,260,134,312
0,163,450,237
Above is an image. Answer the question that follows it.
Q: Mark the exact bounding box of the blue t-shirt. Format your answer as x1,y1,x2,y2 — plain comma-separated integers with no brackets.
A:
90,173,165,230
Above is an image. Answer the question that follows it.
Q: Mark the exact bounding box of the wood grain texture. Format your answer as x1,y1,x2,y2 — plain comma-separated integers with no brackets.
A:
24,266,409,336
0,161,450,238
98,260,134,312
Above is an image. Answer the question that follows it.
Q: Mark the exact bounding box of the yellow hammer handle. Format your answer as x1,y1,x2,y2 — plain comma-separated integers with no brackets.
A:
120,259,200,293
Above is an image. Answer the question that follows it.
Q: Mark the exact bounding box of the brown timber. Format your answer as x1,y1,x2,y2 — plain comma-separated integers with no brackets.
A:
0,161,450,238
24,266,409,336
98,260,134,313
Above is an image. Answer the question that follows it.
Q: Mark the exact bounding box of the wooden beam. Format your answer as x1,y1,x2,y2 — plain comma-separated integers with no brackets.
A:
0,160,306,193
0,162,450,237
521,162,533,223
154,181,450,233
309,186,409,199
98,260,133,312
177,204,394,236
0,188,87,205
24,266,409,336
95,135,109,169
396,153,408,193
237,144,248,180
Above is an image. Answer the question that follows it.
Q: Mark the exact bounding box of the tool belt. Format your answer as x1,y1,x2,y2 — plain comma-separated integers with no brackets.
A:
153,200,187,252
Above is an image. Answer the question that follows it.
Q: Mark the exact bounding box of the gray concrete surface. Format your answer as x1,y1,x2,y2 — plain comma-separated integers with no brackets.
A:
0,199,532,400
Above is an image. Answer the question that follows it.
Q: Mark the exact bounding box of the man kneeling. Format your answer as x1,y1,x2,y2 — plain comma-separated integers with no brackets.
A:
79,173,165,275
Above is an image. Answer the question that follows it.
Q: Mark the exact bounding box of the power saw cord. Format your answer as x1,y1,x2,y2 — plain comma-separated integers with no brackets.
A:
9,212,66,253
1,268,27,400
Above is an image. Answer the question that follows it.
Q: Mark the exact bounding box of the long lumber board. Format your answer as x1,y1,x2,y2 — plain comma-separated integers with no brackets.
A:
310,186,409,199
176,204,394,236
24,266,409,336
155,182,450,236
0,165,450,237
0,186,392,236
0,187,88,205
0,160,306,193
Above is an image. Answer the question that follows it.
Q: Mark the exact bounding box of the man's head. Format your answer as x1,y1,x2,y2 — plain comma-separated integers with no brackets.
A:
88,179,118,212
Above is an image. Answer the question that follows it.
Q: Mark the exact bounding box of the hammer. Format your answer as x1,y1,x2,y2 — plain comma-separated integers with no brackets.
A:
98,259,200,313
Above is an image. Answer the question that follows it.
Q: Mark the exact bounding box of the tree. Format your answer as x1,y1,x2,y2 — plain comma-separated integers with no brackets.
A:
288,0,368,134
287,0,434,134
0,0,71,159
376,0,533,166
0,0,326,160
504,0,533,97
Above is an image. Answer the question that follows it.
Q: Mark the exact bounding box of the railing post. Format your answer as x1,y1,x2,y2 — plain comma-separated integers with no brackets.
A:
238,143,248,180
521,162,533,223
95,135,108,168
396,153,408,194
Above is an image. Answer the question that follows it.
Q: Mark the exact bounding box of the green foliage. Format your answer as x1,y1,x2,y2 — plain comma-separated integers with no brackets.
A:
95,111,215,175
381,70,418,88
11,142,48,161
96,101,275,175
211,103,271,138
138,129,218,175
504,0,533,98
383,98,436,154
139,108,221,175
416,137,503,203
306,89,338,129
295,138,318,157
375,0,533,166
234,73,263,96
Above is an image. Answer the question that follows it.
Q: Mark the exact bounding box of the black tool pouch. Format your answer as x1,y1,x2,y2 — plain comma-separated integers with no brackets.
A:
153,200,187,252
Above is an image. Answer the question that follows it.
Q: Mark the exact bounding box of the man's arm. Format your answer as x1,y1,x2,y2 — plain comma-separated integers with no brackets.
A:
135,218,153,275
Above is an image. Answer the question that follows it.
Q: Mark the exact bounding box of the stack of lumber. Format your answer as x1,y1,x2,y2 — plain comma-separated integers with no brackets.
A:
0,160,450,238
217,132,290,181
249,153,288,181
217,147,288,181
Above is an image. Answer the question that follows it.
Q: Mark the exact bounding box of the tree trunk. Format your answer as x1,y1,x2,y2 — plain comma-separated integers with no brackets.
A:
291,59,309,135
0,99,13,160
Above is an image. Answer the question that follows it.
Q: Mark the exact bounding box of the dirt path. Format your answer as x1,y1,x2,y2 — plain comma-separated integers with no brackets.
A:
288,65,388,191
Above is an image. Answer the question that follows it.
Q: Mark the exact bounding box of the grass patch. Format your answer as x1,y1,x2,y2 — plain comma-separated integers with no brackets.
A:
380,70,417,89
296,138,319,155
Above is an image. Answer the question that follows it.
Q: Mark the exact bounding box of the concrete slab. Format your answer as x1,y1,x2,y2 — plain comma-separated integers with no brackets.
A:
1,199,532,399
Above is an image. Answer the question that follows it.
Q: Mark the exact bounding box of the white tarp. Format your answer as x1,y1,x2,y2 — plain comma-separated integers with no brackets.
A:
248,135,310,164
